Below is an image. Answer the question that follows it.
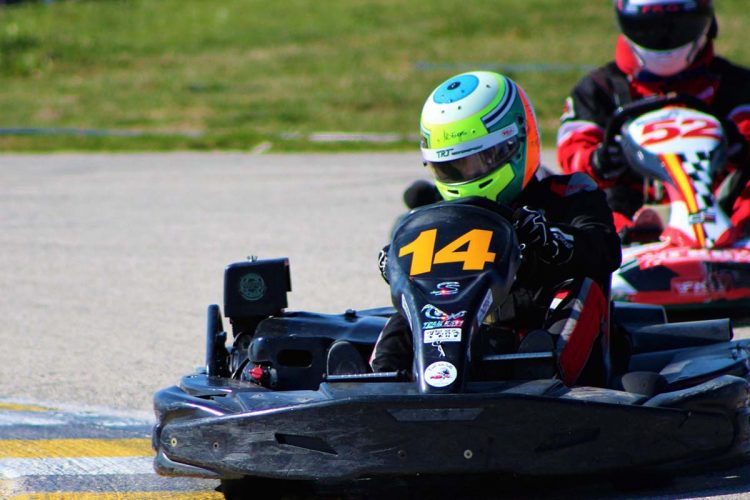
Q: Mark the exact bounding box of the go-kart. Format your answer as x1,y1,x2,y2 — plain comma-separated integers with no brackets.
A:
607,94,750,311
152,200,750,497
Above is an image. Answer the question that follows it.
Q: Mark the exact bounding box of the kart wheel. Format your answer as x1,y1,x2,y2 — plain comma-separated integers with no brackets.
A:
220,477,312,499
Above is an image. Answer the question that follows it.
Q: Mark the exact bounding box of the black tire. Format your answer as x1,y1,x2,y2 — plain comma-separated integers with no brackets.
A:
221,477,323,500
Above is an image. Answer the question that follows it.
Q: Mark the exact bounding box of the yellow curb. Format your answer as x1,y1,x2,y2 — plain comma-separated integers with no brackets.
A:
11,493,223,500
0,438,153,458
0,403,50,412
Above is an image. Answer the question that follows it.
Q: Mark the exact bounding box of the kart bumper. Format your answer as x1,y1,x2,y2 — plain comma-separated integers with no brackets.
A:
153,374,749,480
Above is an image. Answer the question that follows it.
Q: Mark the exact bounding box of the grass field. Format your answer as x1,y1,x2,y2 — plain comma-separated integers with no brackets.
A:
0,0,748,152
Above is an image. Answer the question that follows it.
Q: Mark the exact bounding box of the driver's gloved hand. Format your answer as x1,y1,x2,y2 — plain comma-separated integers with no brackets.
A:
513,206,574,265
724,120,750,166
377,245,390,284
591,141,627,180
403,179,441,209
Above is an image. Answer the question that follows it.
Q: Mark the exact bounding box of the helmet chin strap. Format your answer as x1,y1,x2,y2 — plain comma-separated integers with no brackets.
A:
629,30,709,79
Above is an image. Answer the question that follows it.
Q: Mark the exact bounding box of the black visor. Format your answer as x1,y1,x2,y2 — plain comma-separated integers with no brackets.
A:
427,138,521,184
618,11,711,50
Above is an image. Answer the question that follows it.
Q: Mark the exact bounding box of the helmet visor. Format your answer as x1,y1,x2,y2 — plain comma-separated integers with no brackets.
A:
426,137,520,184
619,11,711,50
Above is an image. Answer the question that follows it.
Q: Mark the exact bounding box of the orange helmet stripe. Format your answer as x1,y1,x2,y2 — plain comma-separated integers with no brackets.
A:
518,87,540,188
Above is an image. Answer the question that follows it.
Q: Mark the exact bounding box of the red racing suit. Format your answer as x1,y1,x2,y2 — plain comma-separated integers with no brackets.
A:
557,37,750,234
370,173,622,386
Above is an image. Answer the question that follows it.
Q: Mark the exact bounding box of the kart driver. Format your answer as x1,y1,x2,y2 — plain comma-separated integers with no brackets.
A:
370,71,622,387
557,0,750,237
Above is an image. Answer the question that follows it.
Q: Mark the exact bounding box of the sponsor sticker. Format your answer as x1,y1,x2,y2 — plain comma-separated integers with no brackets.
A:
672,272,732,295
239,273,266,301
434,343,447,357
430,281,460,296
672,279,709,296
421,304,466,320
422,319,464,329
688,210,717,224
638,248,750,268
423,328,461,343
424,361,458,388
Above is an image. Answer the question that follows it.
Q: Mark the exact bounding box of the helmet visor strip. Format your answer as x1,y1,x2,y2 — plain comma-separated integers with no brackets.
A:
619,12,711,51
426,137,520,184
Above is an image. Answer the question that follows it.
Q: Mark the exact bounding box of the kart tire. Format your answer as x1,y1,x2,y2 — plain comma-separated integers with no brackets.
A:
220,477,311,499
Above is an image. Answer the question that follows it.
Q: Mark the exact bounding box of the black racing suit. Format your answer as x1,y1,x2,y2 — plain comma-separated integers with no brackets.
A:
371,172,622,386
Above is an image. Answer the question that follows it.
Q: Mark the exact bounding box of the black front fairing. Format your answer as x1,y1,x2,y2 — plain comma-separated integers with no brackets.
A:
387,200,522,394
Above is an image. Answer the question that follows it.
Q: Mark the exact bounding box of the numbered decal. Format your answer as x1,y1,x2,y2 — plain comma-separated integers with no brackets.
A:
639,117,721,147
423,328,462,343
398,229,496,276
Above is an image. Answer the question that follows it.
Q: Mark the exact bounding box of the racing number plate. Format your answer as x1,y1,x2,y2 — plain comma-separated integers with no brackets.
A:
398,228,496,276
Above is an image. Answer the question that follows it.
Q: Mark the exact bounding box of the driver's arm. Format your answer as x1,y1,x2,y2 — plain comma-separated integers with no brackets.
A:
553,183,622,287
557,68,620,186
727,106,750,168
515,174,622,289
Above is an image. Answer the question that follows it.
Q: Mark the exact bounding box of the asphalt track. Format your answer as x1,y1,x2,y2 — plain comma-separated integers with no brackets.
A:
1,152,749,498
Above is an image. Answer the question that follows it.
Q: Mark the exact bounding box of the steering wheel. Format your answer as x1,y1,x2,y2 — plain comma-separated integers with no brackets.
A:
603,93,715,149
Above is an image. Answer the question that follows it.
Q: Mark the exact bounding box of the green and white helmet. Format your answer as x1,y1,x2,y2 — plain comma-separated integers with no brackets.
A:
420,71,541,204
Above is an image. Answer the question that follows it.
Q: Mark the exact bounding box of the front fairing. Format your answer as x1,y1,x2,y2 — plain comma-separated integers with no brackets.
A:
387,200,521,394
620,106,731,248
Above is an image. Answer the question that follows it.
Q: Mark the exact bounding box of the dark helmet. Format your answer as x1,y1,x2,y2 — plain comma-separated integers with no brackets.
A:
615,0,715,76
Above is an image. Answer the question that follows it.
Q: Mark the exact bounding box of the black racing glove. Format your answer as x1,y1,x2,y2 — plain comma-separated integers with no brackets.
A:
513,206,574,265
403,180,442,209
591,140,627,180
724,119,750,166
377,245,390,284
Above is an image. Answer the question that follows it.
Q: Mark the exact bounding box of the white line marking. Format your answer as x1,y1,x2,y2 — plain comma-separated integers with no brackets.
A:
0,413,68,427
0,397,154,423
0,410,151,428
0,456,154,478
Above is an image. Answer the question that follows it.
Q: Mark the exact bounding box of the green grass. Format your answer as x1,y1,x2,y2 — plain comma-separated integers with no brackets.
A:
0,0,748,152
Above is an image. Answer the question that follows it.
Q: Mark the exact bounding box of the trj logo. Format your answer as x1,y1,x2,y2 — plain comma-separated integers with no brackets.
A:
239,273,266,301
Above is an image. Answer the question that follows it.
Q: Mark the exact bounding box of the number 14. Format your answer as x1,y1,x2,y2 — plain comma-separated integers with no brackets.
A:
398,229,496,276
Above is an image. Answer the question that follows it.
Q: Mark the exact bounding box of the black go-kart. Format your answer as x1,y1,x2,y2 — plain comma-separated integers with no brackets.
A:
152,200,750,498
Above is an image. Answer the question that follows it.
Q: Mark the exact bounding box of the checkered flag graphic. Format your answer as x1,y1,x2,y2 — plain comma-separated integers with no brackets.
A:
679,151,720,246
680,152,715,211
